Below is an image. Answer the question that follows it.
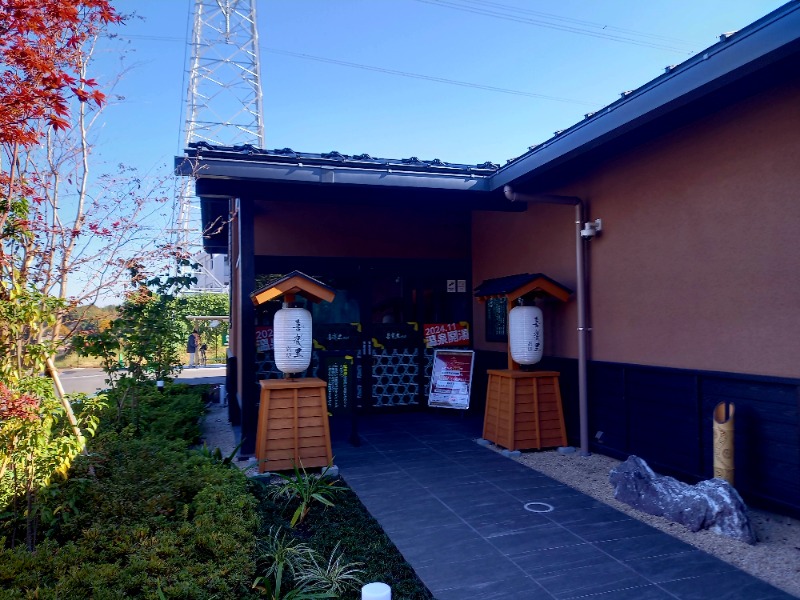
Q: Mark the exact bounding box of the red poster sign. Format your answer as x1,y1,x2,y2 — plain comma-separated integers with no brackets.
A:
428,349,475,410
423,322,470,348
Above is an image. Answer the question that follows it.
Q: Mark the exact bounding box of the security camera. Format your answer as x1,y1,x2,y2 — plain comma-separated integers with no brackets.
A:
580,218,602,239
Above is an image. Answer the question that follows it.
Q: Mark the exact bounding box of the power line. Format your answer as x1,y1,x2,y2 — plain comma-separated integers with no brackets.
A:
111,34,602,108
262,47,601,107
455,0,697,46
413,0,696,54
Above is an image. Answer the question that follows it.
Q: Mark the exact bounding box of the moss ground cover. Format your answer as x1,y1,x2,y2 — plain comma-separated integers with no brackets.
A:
0,382,258,599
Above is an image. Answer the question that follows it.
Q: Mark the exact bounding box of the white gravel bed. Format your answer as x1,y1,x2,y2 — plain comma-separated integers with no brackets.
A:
507,446,800,598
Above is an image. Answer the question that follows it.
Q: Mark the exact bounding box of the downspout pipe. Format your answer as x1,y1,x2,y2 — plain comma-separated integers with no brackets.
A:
503,186,590,457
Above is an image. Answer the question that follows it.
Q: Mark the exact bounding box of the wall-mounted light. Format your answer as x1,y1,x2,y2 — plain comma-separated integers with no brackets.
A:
580,218,603,240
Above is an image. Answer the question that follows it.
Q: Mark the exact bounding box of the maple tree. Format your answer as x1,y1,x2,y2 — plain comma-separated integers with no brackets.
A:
0,0,120,547
1,0,184,348
0,0,117,147
1,0,120,283
0,0,197,548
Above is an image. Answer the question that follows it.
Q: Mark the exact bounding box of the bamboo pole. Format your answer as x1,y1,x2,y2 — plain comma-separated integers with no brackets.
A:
713,401,735,484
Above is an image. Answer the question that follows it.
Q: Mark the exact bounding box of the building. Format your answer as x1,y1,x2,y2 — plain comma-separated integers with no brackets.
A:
176,2,800,516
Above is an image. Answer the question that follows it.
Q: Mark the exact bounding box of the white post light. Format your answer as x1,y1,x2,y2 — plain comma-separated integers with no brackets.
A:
272,303,312,375
362,582,391,600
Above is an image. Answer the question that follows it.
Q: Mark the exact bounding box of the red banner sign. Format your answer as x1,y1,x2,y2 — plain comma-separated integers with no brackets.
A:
423,322,470,348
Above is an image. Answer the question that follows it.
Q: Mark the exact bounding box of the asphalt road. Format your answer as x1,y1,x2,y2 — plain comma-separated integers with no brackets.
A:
58,365,227,395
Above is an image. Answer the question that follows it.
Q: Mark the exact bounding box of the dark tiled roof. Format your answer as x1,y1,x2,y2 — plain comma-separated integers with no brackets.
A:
499,1,800,173
188,142,500,175
474,273,572,298
259,269,331,289
250,270,336,305
182,3,799,193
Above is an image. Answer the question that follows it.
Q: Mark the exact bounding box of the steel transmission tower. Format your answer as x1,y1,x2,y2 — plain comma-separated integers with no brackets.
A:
176,0,264,291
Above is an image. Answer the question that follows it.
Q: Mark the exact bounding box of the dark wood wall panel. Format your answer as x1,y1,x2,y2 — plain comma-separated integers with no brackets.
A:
587,363,627,452
476,352,800,518
700,377,800,512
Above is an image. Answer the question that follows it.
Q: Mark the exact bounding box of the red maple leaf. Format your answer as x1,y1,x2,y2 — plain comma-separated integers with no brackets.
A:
0,0,120,147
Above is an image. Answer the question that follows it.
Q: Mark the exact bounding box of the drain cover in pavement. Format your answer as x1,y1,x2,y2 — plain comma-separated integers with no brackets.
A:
524,501,554,513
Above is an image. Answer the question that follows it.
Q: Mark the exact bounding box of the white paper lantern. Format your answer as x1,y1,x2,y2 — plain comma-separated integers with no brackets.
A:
273,306,312,374
509,305,544,365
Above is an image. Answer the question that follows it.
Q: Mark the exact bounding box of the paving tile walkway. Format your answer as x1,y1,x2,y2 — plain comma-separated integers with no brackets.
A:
329,411,795,600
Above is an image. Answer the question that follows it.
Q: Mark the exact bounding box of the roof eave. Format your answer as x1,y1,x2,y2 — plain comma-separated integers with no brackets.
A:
175,155,493,192
490,2,800,191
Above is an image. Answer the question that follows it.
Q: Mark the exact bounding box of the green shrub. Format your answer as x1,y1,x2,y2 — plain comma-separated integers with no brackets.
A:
0,480,258,598
0,380,106,550
2,378,434,599
0,383,261,599
98,380,205,442
270,464,347,527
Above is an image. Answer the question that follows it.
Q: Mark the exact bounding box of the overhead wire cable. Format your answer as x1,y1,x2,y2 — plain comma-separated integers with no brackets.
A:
261,47,601,106
412,0,696,54
110,34,602,107
455,0,697,46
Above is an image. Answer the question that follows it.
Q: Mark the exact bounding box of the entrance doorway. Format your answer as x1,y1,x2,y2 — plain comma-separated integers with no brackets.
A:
254,258,471,413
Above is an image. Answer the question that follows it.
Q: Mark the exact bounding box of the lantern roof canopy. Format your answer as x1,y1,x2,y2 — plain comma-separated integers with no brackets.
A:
251,270,336,306
474,273,572,303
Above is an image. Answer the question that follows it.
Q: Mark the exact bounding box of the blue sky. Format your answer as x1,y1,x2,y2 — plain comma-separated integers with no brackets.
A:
93,0,787,175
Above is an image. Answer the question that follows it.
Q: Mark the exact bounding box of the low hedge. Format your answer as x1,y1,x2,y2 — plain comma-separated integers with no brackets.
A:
0,471,258,599
0,382,260,600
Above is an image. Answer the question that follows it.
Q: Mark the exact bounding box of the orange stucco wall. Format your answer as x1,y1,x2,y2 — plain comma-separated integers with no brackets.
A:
473,79,800,379
253,200,470,260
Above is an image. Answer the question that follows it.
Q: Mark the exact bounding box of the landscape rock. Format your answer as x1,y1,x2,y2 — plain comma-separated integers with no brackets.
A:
609,455,756,544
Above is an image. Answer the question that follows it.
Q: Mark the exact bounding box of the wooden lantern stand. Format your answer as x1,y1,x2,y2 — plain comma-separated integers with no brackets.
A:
483,369,567,451
250,272,336,473
475,274,571,451
256,377,332,471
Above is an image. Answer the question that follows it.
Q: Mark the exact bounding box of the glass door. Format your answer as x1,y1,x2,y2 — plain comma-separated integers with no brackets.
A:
366,274,424,409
